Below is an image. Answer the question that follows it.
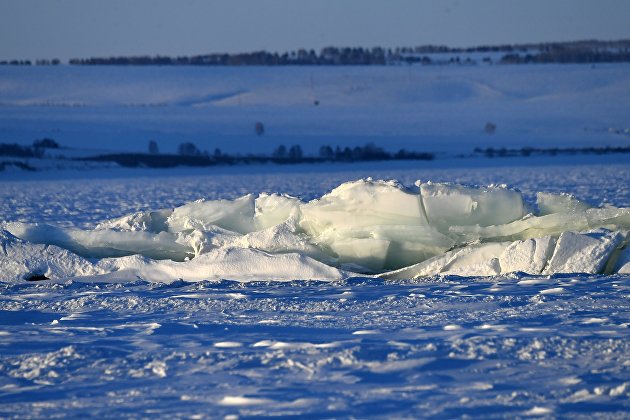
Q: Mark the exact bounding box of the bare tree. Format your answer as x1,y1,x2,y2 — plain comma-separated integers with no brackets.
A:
148,140,159,154
255,122,265,136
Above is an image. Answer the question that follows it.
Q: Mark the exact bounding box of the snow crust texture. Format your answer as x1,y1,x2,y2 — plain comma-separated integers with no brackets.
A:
2,179,629,282
1,276,629,418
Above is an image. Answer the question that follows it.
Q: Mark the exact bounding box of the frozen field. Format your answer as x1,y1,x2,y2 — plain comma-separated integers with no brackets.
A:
1,158,630,417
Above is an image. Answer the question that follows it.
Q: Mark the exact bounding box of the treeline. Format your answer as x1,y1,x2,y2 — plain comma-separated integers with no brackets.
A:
63,40,630,66
3,40,629,67
501,40,630,64
315,143,434,162
0,59,60,66
4,138,630,172
69,47,388,66
0,138,60,158
474,145,630,158
79,142,435,168
501,51,630,64
395,39,630,54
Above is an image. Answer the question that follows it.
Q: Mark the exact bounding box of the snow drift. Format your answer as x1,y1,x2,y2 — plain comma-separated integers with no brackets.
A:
2,179,629,282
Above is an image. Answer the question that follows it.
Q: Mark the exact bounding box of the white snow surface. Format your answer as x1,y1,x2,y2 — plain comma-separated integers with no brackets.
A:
1,161,629,418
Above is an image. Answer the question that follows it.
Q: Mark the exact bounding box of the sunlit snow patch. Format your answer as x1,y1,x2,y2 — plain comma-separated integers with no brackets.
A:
2,179,629,282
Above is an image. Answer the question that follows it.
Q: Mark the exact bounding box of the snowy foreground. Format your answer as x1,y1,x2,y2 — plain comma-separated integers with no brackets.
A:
1,275,628,418
0,161,629,417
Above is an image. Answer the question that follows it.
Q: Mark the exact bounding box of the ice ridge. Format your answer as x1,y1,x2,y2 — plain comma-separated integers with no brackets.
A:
2,179,630,282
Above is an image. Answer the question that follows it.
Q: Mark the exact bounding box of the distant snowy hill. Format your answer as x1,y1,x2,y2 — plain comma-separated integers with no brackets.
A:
0,64,629,156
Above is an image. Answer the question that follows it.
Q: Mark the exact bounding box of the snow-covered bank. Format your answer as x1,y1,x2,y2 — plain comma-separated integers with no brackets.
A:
2,179,629,282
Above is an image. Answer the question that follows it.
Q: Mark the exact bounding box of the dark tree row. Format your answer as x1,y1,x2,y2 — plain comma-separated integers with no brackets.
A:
317,143,434,162
3,40,629,67
0,60,33,66
501,51,630,64
68,47,388,66
63,40,630,66
0,59,61,66
0,138,60,158
78,141,434,168
474,145,630,158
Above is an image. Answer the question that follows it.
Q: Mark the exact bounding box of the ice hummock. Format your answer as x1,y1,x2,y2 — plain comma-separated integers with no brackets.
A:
2,179,630,282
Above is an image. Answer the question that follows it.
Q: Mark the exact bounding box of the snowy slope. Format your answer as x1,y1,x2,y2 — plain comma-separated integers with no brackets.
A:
1,64,629,155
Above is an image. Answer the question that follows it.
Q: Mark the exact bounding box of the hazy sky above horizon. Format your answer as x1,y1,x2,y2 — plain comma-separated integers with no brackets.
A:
1,0,629,61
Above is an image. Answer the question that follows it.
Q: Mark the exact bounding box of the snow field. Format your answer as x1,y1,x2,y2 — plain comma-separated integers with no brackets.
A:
0,160,629,417
1,274,628,417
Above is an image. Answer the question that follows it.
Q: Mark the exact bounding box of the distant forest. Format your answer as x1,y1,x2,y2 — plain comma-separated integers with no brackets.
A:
3,138,630,172
2,40,629,66
0,139,435,170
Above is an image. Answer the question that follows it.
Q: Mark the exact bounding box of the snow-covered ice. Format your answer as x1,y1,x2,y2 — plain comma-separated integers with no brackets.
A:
1,161,629,417
1,273,629,417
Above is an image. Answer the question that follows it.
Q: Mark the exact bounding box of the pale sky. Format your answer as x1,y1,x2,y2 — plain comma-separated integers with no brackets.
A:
1,0,629,61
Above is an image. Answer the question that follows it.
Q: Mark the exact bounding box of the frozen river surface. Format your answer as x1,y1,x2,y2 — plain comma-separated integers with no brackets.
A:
1,274,629,418
1,160,629,417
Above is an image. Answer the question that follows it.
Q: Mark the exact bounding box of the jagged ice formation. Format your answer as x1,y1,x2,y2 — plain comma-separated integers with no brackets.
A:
2,179,629,282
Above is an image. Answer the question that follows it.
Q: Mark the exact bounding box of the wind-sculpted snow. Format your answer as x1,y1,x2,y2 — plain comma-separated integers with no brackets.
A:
1,179,629,282
1,276,629,417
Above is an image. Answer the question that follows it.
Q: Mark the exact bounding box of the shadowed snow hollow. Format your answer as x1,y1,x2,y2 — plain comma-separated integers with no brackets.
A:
2,179,629,282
